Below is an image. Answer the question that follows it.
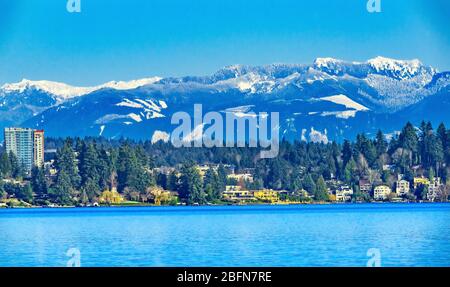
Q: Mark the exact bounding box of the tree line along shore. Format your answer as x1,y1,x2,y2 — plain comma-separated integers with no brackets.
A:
1,121,449,208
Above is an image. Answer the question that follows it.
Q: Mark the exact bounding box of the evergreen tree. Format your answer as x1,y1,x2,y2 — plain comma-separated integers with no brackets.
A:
179,164,205,204
252,161,267,189
342,140,353,167
81,178,100,202
55,140,81,189
437,123,447,152
302,174,316,196
268,159,285,190
97,148,114,191
16,183,33,203
355,134,377,166
0,183,6,200
290,167,303,192
79,142,100,187
428,167,435,181
135,145,152,168
381,170,391,184
0,152,12,178
399,122,419,164
117,144,152,194
156,172,168,190
9,151,22,179
419,121,433,168
415,184,428,201
74,137,84,155
324,155,337,179
204,184,214,202
314,176,329,202
134,171,154,196
117,143,134,192
447,129,450,167
167,171,179,192
375,130,388,156
204,168,221,201
49,170,74,205
31,166,48,204
430,134,444,174
217,164,227,193
344,158,357,183
80,189,89,206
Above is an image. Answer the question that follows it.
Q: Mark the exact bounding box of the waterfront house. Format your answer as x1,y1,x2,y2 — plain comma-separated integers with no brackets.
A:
297,189,312,199
427,177,443,202
359,179,372,194
396,179,410,196
335,185,353,202
374,185,392,201
253,189,279,203
326,179,345,191
222,186,255,202
414,177,430,189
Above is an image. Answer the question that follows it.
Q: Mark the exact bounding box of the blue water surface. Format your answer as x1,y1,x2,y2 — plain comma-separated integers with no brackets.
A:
0,203,449,267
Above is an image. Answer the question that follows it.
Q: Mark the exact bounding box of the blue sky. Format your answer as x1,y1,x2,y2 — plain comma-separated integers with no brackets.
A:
0,0,449,86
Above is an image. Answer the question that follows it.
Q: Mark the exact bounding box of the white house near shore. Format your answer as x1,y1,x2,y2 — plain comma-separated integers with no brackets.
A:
374,185,392,201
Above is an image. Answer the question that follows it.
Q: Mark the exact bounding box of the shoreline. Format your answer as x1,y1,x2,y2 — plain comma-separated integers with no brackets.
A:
1,201,447,209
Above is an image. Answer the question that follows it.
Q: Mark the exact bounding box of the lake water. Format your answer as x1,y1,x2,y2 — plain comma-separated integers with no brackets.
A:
0,204,449,267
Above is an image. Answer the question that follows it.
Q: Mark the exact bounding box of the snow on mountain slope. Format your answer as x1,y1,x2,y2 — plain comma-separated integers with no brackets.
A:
2,79,93,99
99,78,162,92
148,57,439,112
91,96,168,130
313,58,347,76
316,94,369,119
1,77,162,101
314,57,345,69
320,95,369,111
215,72,276,93
114,98,167,120
367,56,426,80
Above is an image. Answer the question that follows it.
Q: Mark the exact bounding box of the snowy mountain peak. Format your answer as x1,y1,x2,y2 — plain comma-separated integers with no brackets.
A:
1,77,162,99
313,57,344,69
1,79,93,99
99,77,162,91
367,56,427,79
214,64,253,78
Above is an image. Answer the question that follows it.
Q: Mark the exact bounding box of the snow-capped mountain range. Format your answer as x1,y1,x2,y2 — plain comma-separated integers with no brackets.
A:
1,77,162,101
1,56,449,143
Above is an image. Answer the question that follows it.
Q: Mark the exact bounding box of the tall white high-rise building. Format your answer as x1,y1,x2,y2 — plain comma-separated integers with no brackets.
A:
4,127,45,173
